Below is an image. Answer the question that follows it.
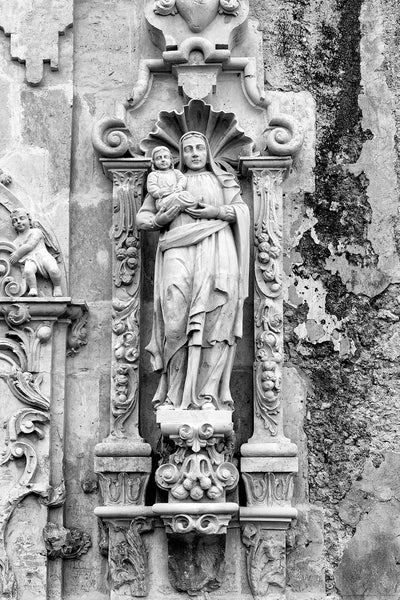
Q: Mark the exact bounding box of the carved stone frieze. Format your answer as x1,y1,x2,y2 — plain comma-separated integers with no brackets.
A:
242,525,286,598
242,472,295,507
108,518,153,598
161,513,232,535
43,523,92,560
98,473,150,506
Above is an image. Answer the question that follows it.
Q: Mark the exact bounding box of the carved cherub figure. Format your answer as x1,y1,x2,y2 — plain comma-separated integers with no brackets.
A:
9,208,62,297
147,145,197,214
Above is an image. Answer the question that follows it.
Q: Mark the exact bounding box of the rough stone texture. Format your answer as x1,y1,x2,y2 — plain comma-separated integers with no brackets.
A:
1,0,400,598
248,0,400,597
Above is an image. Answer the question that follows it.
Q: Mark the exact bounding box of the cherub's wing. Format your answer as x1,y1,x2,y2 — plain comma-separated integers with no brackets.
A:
32,220,61,262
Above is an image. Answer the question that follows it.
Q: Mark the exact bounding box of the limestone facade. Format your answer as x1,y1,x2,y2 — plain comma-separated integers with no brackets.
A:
0,2,399,600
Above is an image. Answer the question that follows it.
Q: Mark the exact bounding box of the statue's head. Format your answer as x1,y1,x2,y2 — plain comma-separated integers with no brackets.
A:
180,131,208,172
151,145,174,171
10,208,32,232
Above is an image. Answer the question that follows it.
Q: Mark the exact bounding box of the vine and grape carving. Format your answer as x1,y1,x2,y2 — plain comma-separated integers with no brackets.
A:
253,169,285,436
111,170,144,438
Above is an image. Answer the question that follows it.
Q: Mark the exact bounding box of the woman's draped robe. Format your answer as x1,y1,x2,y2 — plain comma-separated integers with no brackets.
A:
146,170,249,409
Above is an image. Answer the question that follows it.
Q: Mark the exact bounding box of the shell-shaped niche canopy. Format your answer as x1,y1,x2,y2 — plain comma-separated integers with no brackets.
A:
140,99,254,172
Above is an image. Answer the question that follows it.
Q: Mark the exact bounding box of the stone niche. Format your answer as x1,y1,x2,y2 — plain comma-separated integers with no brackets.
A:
91,1,314,598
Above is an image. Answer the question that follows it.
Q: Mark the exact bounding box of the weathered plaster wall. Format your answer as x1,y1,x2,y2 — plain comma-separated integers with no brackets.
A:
250,0,400,598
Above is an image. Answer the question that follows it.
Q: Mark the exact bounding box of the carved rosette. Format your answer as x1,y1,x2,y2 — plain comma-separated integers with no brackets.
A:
110,169,144,439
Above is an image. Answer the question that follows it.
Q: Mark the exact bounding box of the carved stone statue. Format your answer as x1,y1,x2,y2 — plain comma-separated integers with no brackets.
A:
10,208,62,297
147,145,197,214
137,131,249,410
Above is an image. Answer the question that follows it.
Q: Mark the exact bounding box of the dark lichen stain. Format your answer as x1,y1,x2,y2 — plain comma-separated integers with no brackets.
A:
252,0,400,595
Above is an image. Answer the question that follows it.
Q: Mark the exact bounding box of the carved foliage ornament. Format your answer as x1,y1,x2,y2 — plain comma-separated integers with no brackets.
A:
108,518,153,598
0,313,52,596
111,170,143,438
242,525,286,597
43,523,92,560
156,424,237,501
253,170,285,435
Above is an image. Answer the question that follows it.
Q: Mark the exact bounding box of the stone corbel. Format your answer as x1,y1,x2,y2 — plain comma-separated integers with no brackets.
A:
153,409,239,595
92,156,153,597
239,156,299,598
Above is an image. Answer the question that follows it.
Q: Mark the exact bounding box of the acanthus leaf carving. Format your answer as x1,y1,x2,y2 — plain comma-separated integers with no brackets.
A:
242,524,286,598
109,518,153,597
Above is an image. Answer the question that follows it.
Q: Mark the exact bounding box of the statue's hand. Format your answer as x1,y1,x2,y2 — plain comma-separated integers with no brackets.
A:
9,252,18,265
185,202,219,220
155,205,180,226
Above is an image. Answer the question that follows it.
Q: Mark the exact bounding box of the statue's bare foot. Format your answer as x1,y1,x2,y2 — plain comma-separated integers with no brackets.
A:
28,288,38,296
53,286,63,297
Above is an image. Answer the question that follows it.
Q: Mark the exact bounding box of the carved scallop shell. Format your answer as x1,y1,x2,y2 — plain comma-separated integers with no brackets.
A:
140,99,254,171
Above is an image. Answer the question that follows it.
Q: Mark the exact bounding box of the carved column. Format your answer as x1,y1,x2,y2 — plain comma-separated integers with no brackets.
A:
93,159,153,599
239,157,298,599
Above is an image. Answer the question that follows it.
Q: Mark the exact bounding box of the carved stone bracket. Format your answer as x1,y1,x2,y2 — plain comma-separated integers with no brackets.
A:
156,410,238,505
94,507,154,599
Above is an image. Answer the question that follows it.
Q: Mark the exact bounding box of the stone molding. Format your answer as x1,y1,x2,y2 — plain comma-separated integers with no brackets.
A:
0,0,72,85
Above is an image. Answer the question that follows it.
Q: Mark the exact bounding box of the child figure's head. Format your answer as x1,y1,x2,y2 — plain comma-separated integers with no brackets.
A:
10,208,31,233
152,146,173,171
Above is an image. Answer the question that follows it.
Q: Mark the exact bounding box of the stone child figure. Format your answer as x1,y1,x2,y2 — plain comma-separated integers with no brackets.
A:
137,132,250,410
147,145,197,215
9,209,62,297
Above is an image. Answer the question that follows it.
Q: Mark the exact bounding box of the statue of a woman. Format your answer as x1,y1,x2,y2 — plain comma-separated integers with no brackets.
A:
137,131,249,410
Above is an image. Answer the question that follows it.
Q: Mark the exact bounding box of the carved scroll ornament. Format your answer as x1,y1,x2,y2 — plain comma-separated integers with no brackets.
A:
0,315,52,597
